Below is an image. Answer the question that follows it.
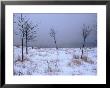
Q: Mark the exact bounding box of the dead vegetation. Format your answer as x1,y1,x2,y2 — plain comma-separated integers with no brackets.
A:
14,55,30,63
45,59,61,75
81,55,94,64
68,54,94,67
68,59,82,66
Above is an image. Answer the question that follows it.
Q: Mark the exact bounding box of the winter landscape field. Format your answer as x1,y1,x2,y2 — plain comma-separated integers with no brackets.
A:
14,46,97,75
13,13,97,76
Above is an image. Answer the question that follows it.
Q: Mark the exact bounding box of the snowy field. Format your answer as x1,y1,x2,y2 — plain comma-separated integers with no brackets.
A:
14,46,97,75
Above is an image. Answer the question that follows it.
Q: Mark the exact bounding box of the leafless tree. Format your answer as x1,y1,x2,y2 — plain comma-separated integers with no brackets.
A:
81,24,92,59
15,14,26,61
14,14,38,61
50,28,58,49
24,21,38,54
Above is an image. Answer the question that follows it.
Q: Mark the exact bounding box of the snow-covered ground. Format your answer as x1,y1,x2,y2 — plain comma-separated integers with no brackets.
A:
13,46,97,75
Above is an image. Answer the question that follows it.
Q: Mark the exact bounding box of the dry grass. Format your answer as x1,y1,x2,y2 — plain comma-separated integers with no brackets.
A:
45,59,61,75
68,59,82,66
81,55,94,64
14,55,30,63
81,55,88,61
83,58,94,64
73,59,82,66
68,54,94,67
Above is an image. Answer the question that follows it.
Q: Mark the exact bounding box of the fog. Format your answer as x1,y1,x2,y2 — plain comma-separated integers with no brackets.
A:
13,13,97,48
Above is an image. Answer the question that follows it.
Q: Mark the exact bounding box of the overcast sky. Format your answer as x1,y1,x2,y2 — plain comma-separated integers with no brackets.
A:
13,13,97,48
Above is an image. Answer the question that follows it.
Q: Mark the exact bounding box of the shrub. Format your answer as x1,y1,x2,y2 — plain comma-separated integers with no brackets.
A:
81,55,88,61
68,59,82,67
81,55,94,64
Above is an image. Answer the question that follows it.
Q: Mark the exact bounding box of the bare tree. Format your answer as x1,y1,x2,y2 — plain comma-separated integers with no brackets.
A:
50,28,58,49
15,14,26,61
14,14,38,61
81,24,92,59
24,22,38,54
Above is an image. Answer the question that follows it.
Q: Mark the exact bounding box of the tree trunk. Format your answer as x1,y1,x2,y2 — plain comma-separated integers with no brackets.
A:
81,48,84,59
22,38,23,61
26,31,28,54
54,37,58,49
54,40,58,49
81,39,86,59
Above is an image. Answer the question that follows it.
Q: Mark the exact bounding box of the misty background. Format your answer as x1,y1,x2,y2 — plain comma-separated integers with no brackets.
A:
13,13,97,48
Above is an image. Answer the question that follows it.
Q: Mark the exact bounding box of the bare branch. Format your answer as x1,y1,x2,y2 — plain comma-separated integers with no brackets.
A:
49,28,58,49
